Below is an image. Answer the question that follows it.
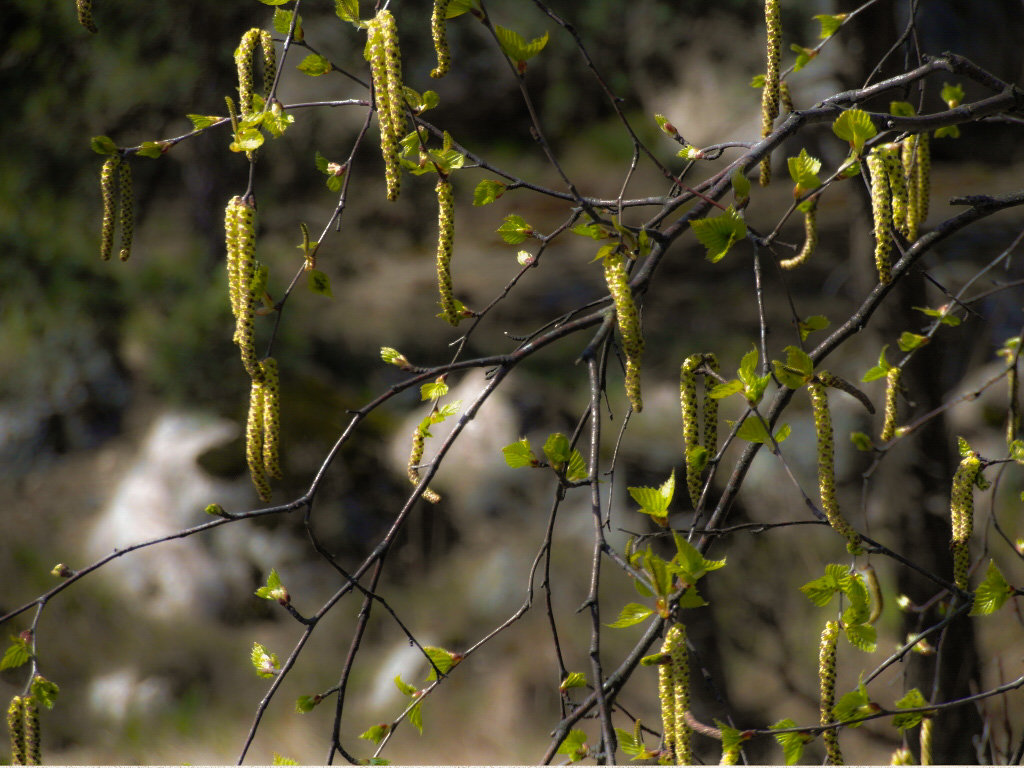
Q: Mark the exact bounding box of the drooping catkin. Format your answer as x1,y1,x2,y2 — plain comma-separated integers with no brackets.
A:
378,11,406,143
604,249,644,412
7,696,25,766
919,716,933,765
117,159,133,261
866,147,893,285
76,0,98,33
912,133,930,232
681,355,701,508
228,197,262,382
435,176,459,325
882,143,910,238
950,452,981,591
225,197,244,321
1007,362,1020,447
235,29,260,116
881,367,901,441
21,698,38,766
901,136,921,240
703,354,719,457
430,0,453,78
669,624,692,764
259,30,276,98
657,649,675,760
99,156,120,261
408,423,442,503
779,80,794,114
366,13,403,200
260,357,281,479
759,0,781,186
818,620,842,765
809,378,862,552
780,198,818,269
247,377,271,502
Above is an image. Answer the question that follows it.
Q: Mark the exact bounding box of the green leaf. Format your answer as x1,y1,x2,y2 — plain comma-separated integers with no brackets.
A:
772,345,815,389
446,0,479,20
272,754,299,766
1010,440,1024,464
677,584,708,608
690,205,747,263
957,435,972,456
606,602,654,628
308,269,333,297
420,379,449,401
423,646,459,681
897,331,928,352
732,169,751,204
833,678,875,727
934,124,961,139
843,621,877,653
560,671,588,691
273,9,302,38
556,729,589,762
502,438,538,469
566,450,588,483
255,568,288,602
334,0,359,24
394,674,418,697
542,432,571,469
493,26,549,68
257,0,291,5
0,637,31,671
435,400,461,420
798,314,830,342
230,128,264,153
892,688,931,732
296,695,319,713
297,53,332,76
187,114,221,130
677,144,701,161
709,379,744,399
686,444,708,476
832,109,877,156
862,345,893,382
970,560,1013,616
800,568,844,607
643,549,674,597
654,113,678,135
889,101,916,118
497,214,534,244
719,722,749,754
402,87,439,115
941,82,964,109
571,221,615,240
750,73,766,88
359,723,390,744
814,13,846,39
409,700,424,734
850,431,874,451
90,135,118,155
262,106,294,138
137,141,165,159
30,676,59,710
627,470,675,516
734,417,790,445
614,727,646,760
672,533,726,584
914,305,960,327
738,347,759,386
472,179,506,206
251,642,279,678
787,148,822,192
790,44,816,72
771,719,811,765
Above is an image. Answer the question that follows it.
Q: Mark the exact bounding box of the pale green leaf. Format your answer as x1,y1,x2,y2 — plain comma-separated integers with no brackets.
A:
473,179,506,206
501,438,537,468
832,109,877,155
690,205,747,263
606,602,653,628
970,560,1013,616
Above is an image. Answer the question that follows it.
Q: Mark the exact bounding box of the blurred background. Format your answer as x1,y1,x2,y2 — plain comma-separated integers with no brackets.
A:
2,0,1024,763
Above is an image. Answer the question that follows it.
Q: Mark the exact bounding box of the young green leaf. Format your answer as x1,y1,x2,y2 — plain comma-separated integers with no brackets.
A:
941,82,964,109
255,568,289,604
790,44,817,72
897,331,928,352
308,269,333,297
542,432,571,469
187,114,221,130
497,213,534,244
472,179,506,206
90,135,119,155
814,13,846,38
843,621,877,653
850,432,874,451
798,314,830,341
556,729,589,762
733,417,790,445
393,674,418,697
296,695,320,713
654,113,678,136
409,700,424,734
772,345,815,389
335,0,359,24
892,688,931,732
273,9,302,38
359,723,391,744
833,679,875,727
709,379,744,399
690,205,747,263
672,533,726,584
732,169,751,204
0,636,31,671
914,305,961,327
627,471,675,518
493,26,549,71
787,148,822,193
606,602,654,628
770,719,811,765
832,109,877,156
30,675,59,709
501,438,538,468
565,449,588,483
560,672,588,691
934,124,961,139
969,560,1013,616
571,221,615,240
251,642,280,678
420,378,449,401
861,345,893,382
423,646,460,680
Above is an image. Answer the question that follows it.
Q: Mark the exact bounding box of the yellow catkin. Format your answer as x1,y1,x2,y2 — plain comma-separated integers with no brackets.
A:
408,424,442,504
866,148,893,285
430,0,452,78
681,355,702,509
657,650,675,761
230,198,262,382
919,717,933,765
881,367,901,441
604,250,644,412
260,358,281,479
378,11,406,145
882,143,910,238
76,0,98,33
914,133,930,230
225,197,244,321
367,15,401,201
435,176,459,325
703,354,719,457
259,30,276,98
721,743,740,765
235,29,260,116
819,620,842,765
950,452,981,591
7,696,25,766
117,159,133,261
1008,363,1019,447
99,156,120,261
759,0,781,186
668,624,692,764
900,136,920,240
247,378,271,502
779,80,795,114
809,379,862,552
21,698,38,767
779,198,818,269
889,746,914,765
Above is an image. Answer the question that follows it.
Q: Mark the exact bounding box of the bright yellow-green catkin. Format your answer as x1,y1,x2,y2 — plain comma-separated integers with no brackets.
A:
367,14,402,201
378,11,406,144
819,619,842,766
260,358,281,480
779,80,794,114
229,198,262,382
901,136,920,240
604,250,644,412
259,30,276,98
235,29,260,116
247,378,271,502
435,176,459,325
657,649,675,761
906,132,931,234
919,716,933,765
668,624,692,764
8,696,25,766
225,197,243,321
76,0,98,33
408,424,441,504
721,742,740,765
881,367,901,441
889,746,914,765
950,452,981,591
430,0,452,78
866,147,893,285
759,0,781,187
99,156,120,261
1007,363,1019,447
882,143,910,238
21,698,38,766
117,159,133,261
780,198,818,269
681,355,701,508
703,354,719,457
809,379,862,552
